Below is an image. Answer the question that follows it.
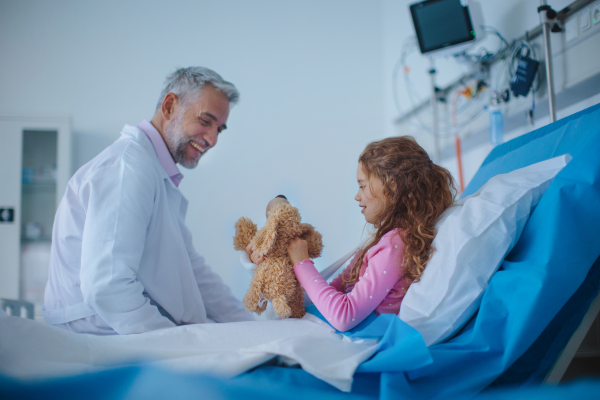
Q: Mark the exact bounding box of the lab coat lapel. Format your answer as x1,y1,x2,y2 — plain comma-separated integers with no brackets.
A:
132,125,186,220
131,126,206,323
164,177,184,221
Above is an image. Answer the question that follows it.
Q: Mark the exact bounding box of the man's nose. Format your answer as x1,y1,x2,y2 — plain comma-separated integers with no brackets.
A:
205,129,218,147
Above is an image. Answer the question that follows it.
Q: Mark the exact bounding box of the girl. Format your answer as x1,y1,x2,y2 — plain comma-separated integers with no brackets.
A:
286,136,456,331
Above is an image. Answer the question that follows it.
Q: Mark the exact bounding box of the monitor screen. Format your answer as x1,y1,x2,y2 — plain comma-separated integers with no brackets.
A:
410,0,475,54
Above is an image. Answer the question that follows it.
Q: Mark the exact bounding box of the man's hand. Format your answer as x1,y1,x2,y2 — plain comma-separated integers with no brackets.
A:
288,237,310,266
246,242,265,265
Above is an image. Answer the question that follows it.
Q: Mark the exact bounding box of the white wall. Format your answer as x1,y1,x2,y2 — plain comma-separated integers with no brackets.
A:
4,0,598,305
0,0,384,300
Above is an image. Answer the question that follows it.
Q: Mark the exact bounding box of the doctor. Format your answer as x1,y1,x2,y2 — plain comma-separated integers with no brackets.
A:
43,67,254,335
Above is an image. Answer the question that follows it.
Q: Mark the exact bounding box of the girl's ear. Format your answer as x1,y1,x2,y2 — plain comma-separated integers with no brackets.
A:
382,177,398,208
389,177,398,193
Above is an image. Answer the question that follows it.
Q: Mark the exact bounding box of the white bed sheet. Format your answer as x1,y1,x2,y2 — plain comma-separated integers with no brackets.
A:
0,312,377,392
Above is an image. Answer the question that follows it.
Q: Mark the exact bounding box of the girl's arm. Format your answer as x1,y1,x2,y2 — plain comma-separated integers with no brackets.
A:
291,235,405,331
328,263,354,291
328,268,346,292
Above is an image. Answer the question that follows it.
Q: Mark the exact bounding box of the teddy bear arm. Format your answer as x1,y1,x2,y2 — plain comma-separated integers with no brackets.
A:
301,226,323,259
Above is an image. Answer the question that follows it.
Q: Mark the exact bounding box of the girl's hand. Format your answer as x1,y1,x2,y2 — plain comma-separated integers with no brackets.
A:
288,237,310,266
246,242,265,265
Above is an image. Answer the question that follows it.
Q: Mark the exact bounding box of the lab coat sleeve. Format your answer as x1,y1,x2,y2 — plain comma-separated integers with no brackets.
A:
189,251,255,322
79,156,175,334
180,223,253,322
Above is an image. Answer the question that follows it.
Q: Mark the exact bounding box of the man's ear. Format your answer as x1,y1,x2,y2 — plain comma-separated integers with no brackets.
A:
161,92,179,121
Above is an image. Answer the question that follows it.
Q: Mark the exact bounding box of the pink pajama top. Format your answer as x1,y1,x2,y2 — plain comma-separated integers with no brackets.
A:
293,229,411,331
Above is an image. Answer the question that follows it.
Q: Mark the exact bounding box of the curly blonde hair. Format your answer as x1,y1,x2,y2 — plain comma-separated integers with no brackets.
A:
342,136,456,291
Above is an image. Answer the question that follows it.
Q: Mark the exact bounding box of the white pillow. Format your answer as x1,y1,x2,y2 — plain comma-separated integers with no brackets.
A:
399,154,571,346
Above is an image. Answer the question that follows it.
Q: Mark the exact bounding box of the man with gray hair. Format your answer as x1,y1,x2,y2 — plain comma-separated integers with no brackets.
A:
43,67,254,335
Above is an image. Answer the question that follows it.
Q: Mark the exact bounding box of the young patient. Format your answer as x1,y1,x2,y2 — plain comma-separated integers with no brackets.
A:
285,136,456,331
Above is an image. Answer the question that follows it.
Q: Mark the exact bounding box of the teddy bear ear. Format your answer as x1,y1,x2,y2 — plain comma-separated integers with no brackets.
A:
234,217,257,251
254,204,303,256
253,219,278,256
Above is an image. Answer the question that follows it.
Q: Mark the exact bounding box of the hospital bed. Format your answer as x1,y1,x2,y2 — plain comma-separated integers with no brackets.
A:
1,103,600,399
0,299,34,320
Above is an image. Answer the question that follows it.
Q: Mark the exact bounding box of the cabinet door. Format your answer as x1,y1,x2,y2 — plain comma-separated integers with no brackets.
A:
0,120,23,299
0,117,70,305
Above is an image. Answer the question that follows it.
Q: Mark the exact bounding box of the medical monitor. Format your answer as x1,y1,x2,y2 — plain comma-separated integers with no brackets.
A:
410,0,484,57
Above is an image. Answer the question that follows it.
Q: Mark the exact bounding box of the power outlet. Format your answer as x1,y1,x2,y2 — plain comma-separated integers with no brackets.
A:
0,208,15,222
592,2,600,25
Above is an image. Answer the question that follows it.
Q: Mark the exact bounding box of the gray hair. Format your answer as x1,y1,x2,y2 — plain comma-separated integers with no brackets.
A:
155,67,240,111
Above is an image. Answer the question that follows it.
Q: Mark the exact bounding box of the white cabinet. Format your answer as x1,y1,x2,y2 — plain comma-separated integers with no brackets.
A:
0,117,71,310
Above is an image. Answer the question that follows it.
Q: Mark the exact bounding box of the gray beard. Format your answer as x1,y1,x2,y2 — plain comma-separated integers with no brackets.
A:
164,114,201,169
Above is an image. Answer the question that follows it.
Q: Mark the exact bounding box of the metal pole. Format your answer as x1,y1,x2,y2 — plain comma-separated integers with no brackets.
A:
539,0,557,123
429,58,440,163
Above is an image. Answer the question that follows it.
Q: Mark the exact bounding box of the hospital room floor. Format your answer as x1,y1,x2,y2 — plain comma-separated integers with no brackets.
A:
562,316,600,382
563,357,600,381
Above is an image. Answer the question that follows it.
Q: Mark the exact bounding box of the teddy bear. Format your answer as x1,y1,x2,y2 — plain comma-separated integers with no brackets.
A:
233,195,323,319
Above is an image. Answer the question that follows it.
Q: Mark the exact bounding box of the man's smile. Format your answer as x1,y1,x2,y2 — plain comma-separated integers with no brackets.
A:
189,140,208,154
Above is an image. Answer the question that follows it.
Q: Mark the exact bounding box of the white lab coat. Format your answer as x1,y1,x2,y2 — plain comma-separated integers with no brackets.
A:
43,125,253,334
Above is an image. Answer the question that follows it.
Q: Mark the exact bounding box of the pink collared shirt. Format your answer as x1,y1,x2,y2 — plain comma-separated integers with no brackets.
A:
137,120,184,187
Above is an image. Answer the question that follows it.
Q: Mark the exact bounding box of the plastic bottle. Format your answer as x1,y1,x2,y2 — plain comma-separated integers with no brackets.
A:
489,98,504,146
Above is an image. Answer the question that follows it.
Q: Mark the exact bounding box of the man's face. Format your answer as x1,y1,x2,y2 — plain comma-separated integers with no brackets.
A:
164,85,230,169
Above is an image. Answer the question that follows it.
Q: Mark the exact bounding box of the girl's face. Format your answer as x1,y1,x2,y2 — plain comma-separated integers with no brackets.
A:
355,163,386,224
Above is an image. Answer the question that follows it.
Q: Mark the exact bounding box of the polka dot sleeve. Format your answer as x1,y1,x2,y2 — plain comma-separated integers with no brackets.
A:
328,253,358,291
293,231,405,331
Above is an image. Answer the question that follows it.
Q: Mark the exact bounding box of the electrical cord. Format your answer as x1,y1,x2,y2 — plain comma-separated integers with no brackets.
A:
481,25,511,49
446,81,489,139
462,25,511,63
445,105,488,138
392,36,434,132
494,56,511,92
